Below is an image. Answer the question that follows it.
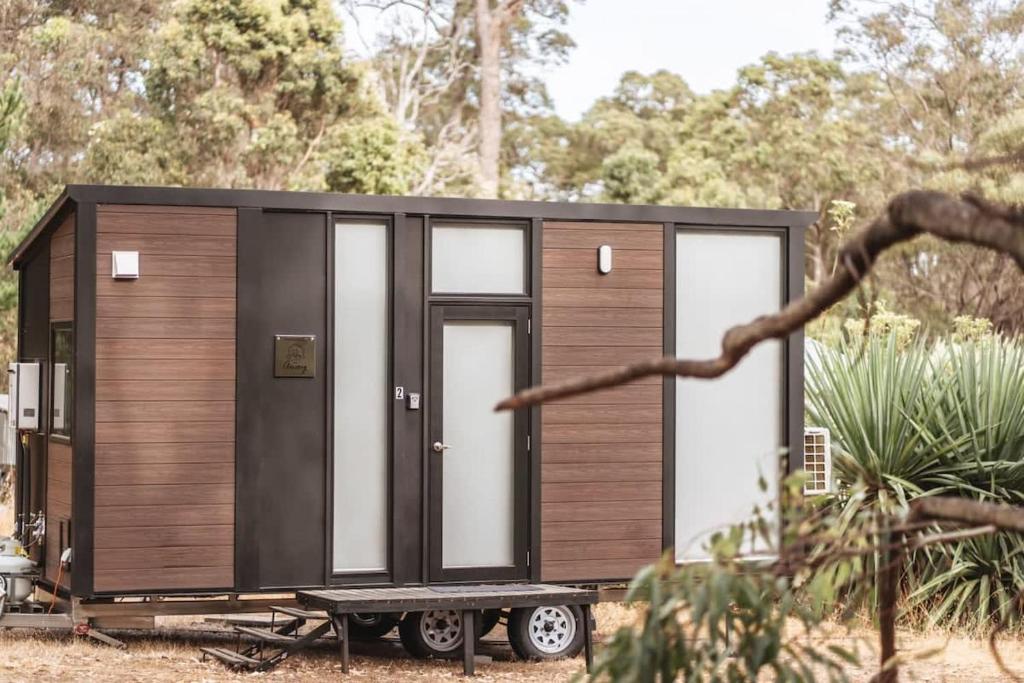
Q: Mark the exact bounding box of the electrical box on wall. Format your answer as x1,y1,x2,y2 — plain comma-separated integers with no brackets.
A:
111,250,140,279
8,362,41,431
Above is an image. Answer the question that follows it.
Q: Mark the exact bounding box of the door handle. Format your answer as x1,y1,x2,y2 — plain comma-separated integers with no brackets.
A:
432,441,451,453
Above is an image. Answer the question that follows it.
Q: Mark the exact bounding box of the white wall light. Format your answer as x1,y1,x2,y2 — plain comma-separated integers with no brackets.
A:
112,251,140,279
597,244,613,274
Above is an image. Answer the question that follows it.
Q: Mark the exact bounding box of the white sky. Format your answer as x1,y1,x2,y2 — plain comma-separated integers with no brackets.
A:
547,0,839,120
342,0,840,121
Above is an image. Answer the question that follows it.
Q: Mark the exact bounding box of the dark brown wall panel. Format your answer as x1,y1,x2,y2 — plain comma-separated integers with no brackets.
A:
235,210,326,590
540,221,663,583
93,204,236,593
46,211,75,587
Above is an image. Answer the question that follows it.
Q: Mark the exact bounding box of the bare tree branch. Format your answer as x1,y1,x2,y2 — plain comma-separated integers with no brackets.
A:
496,190,1024,410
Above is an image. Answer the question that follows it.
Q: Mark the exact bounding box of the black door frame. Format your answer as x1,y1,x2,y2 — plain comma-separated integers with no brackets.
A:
427,304,531,583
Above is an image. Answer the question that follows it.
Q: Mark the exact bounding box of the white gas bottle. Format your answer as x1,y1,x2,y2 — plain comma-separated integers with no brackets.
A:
0,537,37,604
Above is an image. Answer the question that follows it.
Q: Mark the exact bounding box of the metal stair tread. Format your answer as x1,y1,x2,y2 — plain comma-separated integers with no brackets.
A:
269,605,327,620
200,646,261,668
233,625,299,643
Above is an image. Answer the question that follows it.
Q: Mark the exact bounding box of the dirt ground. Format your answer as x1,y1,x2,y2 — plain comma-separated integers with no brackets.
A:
0,602,1021,682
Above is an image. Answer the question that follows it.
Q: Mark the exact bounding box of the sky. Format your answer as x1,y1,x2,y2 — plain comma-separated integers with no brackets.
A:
544,0,839,120
343,0,840,122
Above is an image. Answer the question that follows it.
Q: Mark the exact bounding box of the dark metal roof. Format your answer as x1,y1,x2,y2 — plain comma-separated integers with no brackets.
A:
9,184,818,267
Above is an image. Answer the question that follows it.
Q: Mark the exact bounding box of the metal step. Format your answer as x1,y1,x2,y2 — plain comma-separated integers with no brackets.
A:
269,605,327,620
200,646,261,670
234,625,299,644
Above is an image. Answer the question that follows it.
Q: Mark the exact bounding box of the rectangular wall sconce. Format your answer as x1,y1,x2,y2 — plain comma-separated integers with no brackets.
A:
597,244,613,274
112,251,140,279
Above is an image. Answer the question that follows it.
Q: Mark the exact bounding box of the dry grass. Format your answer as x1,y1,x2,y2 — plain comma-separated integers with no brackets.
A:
0,603,1022,681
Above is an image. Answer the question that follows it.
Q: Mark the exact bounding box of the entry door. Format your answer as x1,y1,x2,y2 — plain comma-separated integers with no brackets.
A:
428,305,530,582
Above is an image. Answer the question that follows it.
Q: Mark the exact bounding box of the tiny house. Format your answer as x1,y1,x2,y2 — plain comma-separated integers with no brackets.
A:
8,185,809,650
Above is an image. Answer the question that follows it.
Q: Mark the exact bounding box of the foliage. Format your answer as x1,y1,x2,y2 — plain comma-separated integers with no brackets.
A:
951,316,994,344
841,300,922,350
807,334,1024,630
589,474,864,682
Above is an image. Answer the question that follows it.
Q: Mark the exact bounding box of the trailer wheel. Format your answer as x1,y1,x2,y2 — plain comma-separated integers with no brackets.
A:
399,610,466,659
348,612,399,640
480,609,502,637
508,605,584,661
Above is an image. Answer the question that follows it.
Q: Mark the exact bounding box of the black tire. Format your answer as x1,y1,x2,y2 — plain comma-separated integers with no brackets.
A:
347,612,399,640
480,609,502,637
399,610,467,659
508,605,586,661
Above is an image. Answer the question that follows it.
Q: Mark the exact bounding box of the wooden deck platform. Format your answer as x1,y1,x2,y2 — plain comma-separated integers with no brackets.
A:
296,584,597,676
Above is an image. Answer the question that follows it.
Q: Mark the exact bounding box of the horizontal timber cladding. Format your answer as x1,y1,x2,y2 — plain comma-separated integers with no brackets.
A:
93,204,236,593
50,212,75,322
47,211,74,587
540,221,663,583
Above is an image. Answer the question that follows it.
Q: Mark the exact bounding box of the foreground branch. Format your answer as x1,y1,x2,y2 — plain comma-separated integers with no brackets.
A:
496,190,1024,410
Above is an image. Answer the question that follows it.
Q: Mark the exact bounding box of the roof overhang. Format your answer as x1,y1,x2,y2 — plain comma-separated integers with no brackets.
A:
9,184,819,268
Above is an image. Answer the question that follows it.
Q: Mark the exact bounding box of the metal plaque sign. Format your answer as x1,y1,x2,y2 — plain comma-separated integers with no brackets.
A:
274,335,316,378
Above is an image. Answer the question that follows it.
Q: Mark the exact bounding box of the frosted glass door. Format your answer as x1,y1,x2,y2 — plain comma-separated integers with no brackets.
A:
428,305,528,580
441,321,515,568
675,231,783,563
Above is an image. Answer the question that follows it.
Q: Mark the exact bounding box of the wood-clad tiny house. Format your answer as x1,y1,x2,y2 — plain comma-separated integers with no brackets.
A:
9,185,810,601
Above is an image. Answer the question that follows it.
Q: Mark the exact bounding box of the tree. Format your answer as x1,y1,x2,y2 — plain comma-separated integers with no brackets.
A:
90,0,422,193
342,0,579,197
829,0,1024,333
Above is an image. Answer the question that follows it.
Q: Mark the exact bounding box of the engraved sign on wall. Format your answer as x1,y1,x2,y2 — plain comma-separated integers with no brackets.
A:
274,335,316,378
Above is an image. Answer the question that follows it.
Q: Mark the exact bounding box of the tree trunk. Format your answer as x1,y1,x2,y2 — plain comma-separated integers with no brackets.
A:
474,0,503,198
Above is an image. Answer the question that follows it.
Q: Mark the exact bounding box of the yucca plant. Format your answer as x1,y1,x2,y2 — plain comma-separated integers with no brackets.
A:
807,334,1024,631
805,335,966,514
906,338,1024,630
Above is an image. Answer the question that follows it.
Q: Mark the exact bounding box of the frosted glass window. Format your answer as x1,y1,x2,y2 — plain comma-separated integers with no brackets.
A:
675,232,782,563
333,221,389,573
432,225,525,294
442,322,515,568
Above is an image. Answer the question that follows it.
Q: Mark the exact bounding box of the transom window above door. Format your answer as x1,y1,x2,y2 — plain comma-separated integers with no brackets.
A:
431,223,526,295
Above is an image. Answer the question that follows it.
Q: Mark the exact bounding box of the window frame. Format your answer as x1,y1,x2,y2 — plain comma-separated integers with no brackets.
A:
49,321,74,442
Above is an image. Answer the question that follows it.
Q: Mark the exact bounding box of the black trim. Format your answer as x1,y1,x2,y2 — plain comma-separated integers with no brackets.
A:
391,214,425,586
10,185,817,267
528,218,542,583
786,222,807,474
661,222,676,552
71,202,96,597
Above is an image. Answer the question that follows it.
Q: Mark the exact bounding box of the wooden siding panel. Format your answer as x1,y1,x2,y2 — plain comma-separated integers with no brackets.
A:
96,254,236,278
96,317,235,339
94,566,233,593
95,483,234,507
96,380,235,402
96,400,234,423
542,346,663,366
95,525,234,549
96,339,235,360
95,442,234,465
94,205,237,593
541,220,663,583
94,504,234,528
47,213,75,586
97,275,236,298
541,558,652,583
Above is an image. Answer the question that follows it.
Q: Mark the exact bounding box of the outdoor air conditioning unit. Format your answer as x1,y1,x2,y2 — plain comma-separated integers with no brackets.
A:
803,427,832,495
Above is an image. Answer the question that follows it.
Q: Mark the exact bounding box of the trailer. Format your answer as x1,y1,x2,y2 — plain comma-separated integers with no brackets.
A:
4,185,810,672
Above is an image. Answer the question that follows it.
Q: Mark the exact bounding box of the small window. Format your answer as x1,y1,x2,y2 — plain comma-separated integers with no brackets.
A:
51,326,73,439
431,224,526,294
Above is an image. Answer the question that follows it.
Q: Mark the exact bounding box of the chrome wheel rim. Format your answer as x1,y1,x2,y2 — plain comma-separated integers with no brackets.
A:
419,610,463,652
527,606,576,654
